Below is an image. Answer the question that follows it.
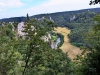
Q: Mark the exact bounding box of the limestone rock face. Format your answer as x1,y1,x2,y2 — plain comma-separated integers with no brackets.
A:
17,22,25,37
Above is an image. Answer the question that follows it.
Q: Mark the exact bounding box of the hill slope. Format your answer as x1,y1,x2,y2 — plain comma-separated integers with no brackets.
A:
0,8,100,47
0,8,100,22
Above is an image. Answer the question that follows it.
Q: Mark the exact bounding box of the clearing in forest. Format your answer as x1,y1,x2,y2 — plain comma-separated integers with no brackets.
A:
54,27,82,60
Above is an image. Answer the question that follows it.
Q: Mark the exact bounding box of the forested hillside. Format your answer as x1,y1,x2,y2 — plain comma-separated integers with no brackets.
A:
1,8,100,23
1,8,100,47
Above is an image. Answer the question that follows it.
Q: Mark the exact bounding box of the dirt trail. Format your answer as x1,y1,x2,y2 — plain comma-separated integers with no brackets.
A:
55,27,82,60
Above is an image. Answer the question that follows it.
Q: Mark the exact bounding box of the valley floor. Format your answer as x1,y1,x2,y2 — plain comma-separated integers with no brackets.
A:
55,27,82,60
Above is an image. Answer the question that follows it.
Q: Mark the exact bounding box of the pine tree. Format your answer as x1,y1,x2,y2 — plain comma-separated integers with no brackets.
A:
21,16,74,75
26,13,30,22
22,17,56,75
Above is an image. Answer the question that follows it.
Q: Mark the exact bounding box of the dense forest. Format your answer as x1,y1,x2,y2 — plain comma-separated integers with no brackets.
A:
0,8,100,75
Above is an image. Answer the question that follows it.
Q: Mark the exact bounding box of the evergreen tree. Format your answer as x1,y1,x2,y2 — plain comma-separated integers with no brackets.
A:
22,17,56,75
21,17,74,75
26,13,30,22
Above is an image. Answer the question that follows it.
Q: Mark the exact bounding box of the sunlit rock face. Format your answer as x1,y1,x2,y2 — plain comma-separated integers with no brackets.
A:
41,33,51,43
51,38,61,49
70,15,76,21
17,22,25,37
17,20,60,49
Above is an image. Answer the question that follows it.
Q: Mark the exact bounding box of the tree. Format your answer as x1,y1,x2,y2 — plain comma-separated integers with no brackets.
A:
90,0,100,5
75,14,100,75
20,16,74,75
22,17,56,75
26,13,30,22
13,22,18,30
0,23,23,75
0,39,22,75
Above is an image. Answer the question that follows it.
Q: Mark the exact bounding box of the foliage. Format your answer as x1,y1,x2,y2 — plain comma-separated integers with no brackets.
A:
13,22,18,29
0,16,74,75
68,11,96,47
19,17,74,75
1,8,100,75
75,14,100,75
0,23,22,75
0,38,22,75
90,0,100,5
1,8,99,47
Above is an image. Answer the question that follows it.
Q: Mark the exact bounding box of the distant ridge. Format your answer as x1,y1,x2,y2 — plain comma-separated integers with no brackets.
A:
0,17,26,22
0,8,100,22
